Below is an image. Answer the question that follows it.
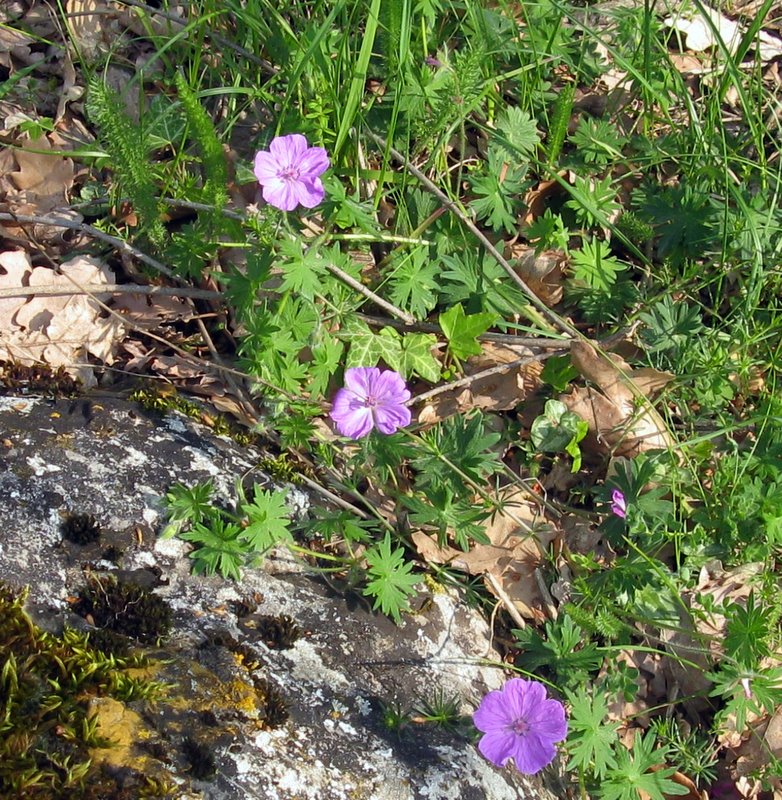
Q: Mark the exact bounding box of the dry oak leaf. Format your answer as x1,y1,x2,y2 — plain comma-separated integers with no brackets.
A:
0,255,124,385
417,342,543,424
411,486,557,622
563,339,674,457
664,5,782,62
508,243,566,307
0,249,33,326
9,135,75,203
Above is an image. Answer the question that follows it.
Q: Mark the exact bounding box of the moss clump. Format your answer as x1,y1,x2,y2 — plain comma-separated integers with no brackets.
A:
253,676,289,729
181,736,216,780
255,614,301,650
128,384,254,445
0,583,161,798
72,575,172,644
0,360,81,398
61,511,101,545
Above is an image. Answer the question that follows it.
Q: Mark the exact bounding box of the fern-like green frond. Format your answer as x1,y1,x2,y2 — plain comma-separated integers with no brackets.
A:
174,71,228,213
85,76,166,247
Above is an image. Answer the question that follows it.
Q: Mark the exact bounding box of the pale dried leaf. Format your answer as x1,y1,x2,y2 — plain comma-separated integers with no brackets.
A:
15,256,114,330
510,244,566,306
10,136,75,201
0,249,32,326
664,5,782,61
0,255,123,385
114,292,194,325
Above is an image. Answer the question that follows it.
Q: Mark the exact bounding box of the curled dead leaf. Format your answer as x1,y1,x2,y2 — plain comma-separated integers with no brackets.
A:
563,339,674,456
0,253,124,385
417,342,542,424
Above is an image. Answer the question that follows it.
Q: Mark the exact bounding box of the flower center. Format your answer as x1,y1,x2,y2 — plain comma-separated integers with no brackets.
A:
361,393,379,408
509,717,530,736
278,164,301,181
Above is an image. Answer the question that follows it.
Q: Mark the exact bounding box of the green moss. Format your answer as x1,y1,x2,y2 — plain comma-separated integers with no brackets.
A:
129,384,255,446
0,583,165,798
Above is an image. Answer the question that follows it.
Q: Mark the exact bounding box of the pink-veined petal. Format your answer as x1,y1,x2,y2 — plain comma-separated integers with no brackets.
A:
478,730,517,767
261,179,299,211
373,369,412,405
473,689,514,733
510,731,558,774
297,146,330,177
269,133,307,163
343,367,377,398
335,406,374,438
253,150,282,181
291,176,326,209
373,404,411,434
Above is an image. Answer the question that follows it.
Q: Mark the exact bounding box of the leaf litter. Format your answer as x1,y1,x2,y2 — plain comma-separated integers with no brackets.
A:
0,1,779,796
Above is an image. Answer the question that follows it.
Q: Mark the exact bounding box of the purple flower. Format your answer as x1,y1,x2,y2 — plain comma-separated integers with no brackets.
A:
330,367,411,439
473,678,567,775
610,489,627,519
253,134,329,211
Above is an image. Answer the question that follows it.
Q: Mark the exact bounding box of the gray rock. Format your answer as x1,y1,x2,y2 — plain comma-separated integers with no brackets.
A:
0,394,562,800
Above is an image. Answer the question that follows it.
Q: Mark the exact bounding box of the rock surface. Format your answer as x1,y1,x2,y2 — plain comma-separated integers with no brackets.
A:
0,394,563,799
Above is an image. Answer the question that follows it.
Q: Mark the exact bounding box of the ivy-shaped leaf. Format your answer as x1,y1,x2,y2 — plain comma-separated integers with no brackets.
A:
399,333,440,382
439,303,497,360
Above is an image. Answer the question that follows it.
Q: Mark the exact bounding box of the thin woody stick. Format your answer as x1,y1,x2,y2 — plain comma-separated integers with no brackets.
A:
325,262,415,325
0,212,179,280
0,283,223,300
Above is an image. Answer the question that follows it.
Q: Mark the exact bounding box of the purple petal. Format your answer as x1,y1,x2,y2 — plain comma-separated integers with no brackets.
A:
297,146,330,178
343,367,377,398
261,179,300,212
473,688,514,733
291,176,326,209
504,678,544,721
373,404,411,435
254,150,281,181
478,730,518,768
269,133,307,162
528,698,568,742
373,369,411,405
510,731,558,774
335,407,374,438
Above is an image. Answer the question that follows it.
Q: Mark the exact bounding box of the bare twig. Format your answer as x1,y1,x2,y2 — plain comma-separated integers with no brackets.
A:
484,572,527,630
0,283,223,300
356,313,569,349
366,131,580,340
0,212,178,280
410,351,557,407
325,262,416,325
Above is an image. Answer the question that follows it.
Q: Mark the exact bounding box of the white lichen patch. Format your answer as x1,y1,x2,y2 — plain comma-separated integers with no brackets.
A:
121,445,148,467
282,638,350,690
26,454,61,475
154,534,190,560
0,396,37,414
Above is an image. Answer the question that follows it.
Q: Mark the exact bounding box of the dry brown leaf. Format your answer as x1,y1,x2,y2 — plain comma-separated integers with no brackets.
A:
417,342,542,424
563,339,675,456
411,486,557,621
664,5,782,61
0,26,37,70
114,292,195,326
508,243,566,306
10,135,75,201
